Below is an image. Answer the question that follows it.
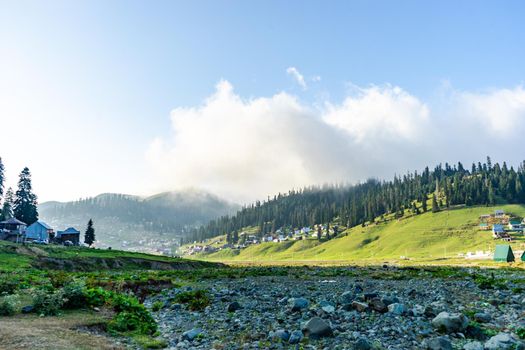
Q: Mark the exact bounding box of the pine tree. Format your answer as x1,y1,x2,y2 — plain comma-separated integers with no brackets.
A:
431,194,439,213
0,157,4,201
1,188,14,221
421,195,428,212
13,167,38,225
226,231,232,244
84,219,95,247
233,230,239,244
317,225,322,241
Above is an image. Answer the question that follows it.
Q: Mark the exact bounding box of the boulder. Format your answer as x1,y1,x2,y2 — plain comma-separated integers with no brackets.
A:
21,305,34,314
288,330,304,344
269,329,290,342
473,312,491,323
182,328,203,341
426,336,452,350
340,291,354,304
352,301,369,312
291,297,309,312
227,301,242,312
302,317,333,339
354,337,372,350
431,312,469,333
484,333,524,350
369,298,388,313
388,303,407,315
462,341,483,350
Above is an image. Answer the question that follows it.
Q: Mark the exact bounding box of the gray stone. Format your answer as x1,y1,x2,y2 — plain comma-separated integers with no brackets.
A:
302,317,333,339
431,312,469,333
484,333,524,350
227,301,242,312
426,336,452,350
21,305,33,313
369,298,388,313
352,301,369,312
388,303,407,315
354,337,372,350
182,328,203,341
462,341,483,350
340,291,354,304
291,297,309,312
473,312,491,323
288,330,303,344
269,329,290,342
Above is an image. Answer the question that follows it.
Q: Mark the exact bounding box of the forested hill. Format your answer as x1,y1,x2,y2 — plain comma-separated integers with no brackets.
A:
187,158,525,243
40,189,238,250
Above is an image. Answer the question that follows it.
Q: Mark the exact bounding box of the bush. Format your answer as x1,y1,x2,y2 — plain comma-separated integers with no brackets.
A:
108,293,157,335
0,295,19,316
0,277,18,295
151,301,164,312
517,327,525,339
32,289,64,316
85,287,112,307
62,279,88,309
173,290,210,311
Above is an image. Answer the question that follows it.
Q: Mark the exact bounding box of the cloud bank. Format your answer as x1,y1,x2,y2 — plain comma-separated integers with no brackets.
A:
147,81,525,203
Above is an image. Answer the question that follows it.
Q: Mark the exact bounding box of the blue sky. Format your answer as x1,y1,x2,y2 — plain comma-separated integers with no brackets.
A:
1,1,524,202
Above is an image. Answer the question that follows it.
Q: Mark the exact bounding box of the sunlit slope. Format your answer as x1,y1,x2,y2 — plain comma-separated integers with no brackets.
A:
202,205,525,262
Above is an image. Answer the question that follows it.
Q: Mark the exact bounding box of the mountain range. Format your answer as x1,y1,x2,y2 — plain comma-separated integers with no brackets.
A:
39,189,238,253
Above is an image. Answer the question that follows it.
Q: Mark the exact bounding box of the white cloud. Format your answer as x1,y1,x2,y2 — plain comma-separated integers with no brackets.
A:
147,81,525,203
286,67,307,90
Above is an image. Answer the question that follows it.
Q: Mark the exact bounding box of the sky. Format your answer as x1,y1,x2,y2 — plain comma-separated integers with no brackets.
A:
0,1,524,203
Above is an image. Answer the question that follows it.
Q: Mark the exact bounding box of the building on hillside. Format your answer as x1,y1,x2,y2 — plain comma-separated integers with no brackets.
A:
478,223,490,231
479,214,491,221
492,224,505,237
56,227,80,245
493,244,514,262
508,220,523,232
0,218,27,243
521,251,525,262
494,210,505,218
25,221,54,243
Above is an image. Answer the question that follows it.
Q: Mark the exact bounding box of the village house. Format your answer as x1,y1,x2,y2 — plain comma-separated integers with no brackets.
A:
508,219,523,232
492,224,505,238
25,221,54,243
0,218,27,243
478,222,490,231
494,209,505,218
56,227,81,245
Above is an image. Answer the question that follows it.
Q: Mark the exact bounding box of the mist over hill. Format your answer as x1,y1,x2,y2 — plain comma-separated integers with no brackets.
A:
39,189,238,253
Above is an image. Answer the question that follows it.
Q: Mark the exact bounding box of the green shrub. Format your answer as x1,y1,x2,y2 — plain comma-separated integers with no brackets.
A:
48,271,72,288
0,277,18,295
517,327,525,339
108,293,157,335
151,301,164,312
32,289,64,316
0,295,19,316
173,290,210,311
85,287,112,307
62,279,88,309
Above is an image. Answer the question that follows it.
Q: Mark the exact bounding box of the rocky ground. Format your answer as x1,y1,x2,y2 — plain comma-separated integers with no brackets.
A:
145,267,525,350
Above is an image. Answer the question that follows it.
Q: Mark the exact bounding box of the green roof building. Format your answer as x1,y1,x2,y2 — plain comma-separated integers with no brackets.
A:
521,251,525,262
493,244,515,262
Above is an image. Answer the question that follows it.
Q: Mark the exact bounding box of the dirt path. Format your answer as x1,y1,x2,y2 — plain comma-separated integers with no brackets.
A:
0,310,124,350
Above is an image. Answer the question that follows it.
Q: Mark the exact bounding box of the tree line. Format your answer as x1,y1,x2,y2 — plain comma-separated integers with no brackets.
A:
0,157,95,246
0,158,39,225
185,157,525,243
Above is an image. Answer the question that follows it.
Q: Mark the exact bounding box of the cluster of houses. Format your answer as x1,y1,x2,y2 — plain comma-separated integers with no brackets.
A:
478,210,524,242
183,225,340,255
0,218,80,246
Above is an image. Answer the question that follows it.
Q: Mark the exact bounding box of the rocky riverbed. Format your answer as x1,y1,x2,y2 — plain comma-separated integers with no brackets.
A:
144,267,525,349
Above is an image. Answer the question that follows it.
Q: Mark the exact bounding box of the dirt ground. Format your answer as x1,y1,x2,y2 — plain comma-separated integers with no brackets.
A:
0,310,124,350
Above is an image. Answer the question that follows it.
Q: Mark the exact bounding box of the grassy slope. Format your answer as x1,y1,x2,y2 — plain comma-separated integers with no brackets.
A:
200,204,525,264
0,240,203,272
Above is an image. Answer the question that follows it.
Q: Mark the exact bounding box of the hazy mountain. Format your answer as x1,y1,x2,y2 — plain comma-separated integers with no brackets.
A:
39,189,239,252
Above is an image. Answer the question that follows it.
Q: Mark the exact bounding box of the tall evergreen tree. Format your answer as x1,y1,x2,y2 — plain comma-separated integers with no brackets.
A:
1,188,14,221
431,194,439,213
84,219,95,247
13,167,38,225
0,157,4,201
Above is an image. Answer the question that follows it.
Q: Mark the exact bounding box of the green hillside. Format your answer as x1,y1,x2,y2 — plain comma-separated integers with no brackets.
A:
197,204,525,265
